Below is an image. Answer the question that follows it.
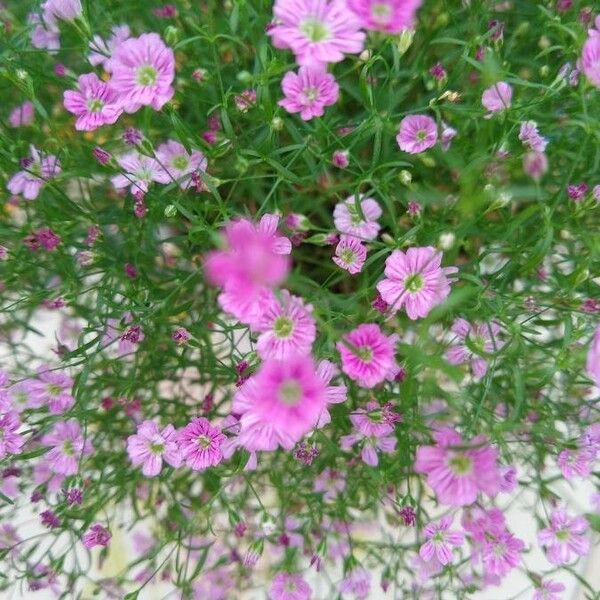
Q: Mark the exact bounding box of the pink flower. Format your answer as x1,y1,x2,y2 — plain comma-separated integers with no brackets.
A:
177,417,225,470
269,572,311,600
440,121,457,151
377,246,457,320
314,467,346,499
279,67,339,120
347,0,422,33
155,140,208,190
340,567,371,599
42,0,82,21
253,290,316,360
340,426,396,466
519,121,548,152
538,508,590,565
110,33,175,113
586,326,600,387
557,448,593,479
396,114,438,154
82,524,111,549
533,580,566,600
333,235,367,274
315,360,347,427
481,81,512,116
127,420,182,476
88,24,131,69
0,413,25,459
233,355,327,451
63,73,123,131
28,11,60,52
333,195,382,241
337,324,398,388
332,149,349,168
445,319,503,379
581,36,600,89
268,0,365,67
419,516,464,565
523,151,548,181
481,529,524,578
234,89,257,112
26,370,74,414
204,215,292,326
192,567,235,600
7,146,61,200
414,427,502,506
41,419,93,476
9,101,34,127
350,401,395,436
111,152,170,194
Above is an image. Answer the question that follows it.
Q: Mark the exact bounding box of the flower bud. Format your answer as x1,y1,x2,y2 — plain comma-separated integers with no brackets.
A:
164,204,178,218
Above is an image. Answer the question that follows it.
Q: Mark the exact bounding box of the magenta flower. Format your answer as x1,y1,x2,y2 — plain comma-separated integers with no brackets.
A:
41,419,93,476
586,326,600,387
177,417,225,470
445,318,503,379
377,246,457,320
0,413,25,459
82,524,111,549
155,140,207,190
347,0,422,33
110,33,175,113
253,290,316,360
63,73,123,131
533,580,566,600
350,400,395,436
339,567,371,599
88,25,131,70
419,516,464,565
519,120,548,152
204,214,292,326
26,370,74,414
268,0,365,67
538,508,590,565
414,427,502,506
337,324,398,388
481,81,512,116
9,101,34,128
233,355,327,451
396,114,438,154
269,572,311,600
581,36,600,89
333,195,382,241
315,359,347,427
333,235,367,274
127,420,182,476
42,0,82,21
332,149,349,168
481,529,524,577
7,146,61,200
111,152,170,194
557,448,593,479
279,67,339,120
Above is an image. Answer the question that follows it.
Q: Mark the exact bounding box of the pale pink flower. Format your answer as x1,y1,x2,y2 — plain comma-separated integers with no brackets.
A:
533,580,566,600
88,24,131,70
0,413,25,459
111,152,170,194
269,572,311,600
9,101,34,128
586,326,600,387
178,417,225,470
82,524,111,549
127,420,182,476
481,81,512,116
268,0,365,67
557,448,593,479
414,427,502,506
409,553,443,585
538,508,590,565
42,0,82,21
523,151,548,181
481,529,524,578
279,67,339,120
41,419,93,476
7,146,61,200
581,36,600,89
519,121,548,152
419,516,464,565
253,290,316,360
396,114,438,153
26,369,74,414
63,73,123,131
333,195,382,241
233,355,327,451
340,567,371,599
340,426,396,466
350,401,394,436
337,324,398,388
192,567,235,600
110,33,175,113
155,140,208,190
28,11,60,52
333,235,367,274
315,360,347,427
377,246,457,319
347,0,422,33
314,467,346,499
440,121,457,151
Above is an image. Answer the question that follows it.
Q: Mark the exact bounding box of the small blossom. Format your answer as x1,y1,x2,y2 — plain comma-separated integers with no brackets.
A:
279,67,339,120
41,509,61,529
481,81,512,116
538,508,590,565
82,524,111,549
155,140,208,190
333,235,367,274
178,417,225,470
9,101,34,128
127,420,181,476
523,152,548,181
396,114,438,154
333,195,382,241
419,516,464,565
7,146,61,200
269,572,311,600
234,89,257,112
172,327,190,345
93,146,111,165
533,580,566,600
567,182,588,202
0,413,25,459
111,152,169,194
42,419,93,476
340,567,371,600
332,149,349,168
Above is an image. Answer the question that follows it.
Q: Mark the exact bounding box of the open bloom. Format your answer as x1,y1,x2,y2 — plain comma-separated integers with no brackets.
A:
333,235,367,274
63,73,123,131
42,0,82,21
26,370,74,414
279,67,339,120
481,529,524,578
28,11,60,52
333,195,382,241
9,101,34,128
253,290,316,360
396,114,438,154
88,24,131,70
7,146,61,200
415,427,502,506
419,516,464,565
581,36,600,89
42,419,93,476
340,426,396,466
268,0,365,67
377,247,457,319
533,580,566,600
538,508,590,565
0,413,25,459
340,567,371,599
337,324,398,388
233,355,327,451
519,121,547,152
481,81,512,116
347,0,422,33
269,572,311,600
110,33,175,112
82,524,111,549
204,215,292,326
315,360,347,427
127,420,182,476
155,140,207,189
178,417,226,470
586,326,600,387
111,152,170,194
